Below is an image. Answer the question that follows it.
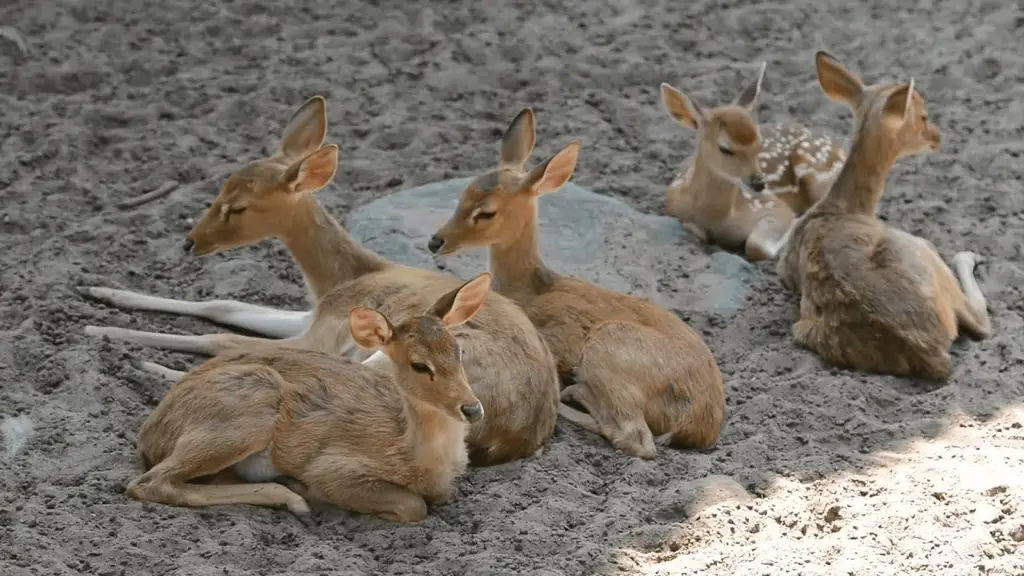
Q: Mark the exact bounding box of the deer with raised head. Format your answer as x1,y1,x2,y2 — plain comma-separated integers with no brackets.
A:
126,274,490,523
660,62,846,261
80,96,560,466
772,51,991,379
426,108,725,459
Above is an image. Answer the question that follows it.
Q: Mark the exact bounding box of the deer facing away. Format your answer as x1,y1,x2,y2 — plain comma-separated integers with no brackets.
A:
773,51,991,379
427,108,725,459
661,62,845,261
126,273,491,523
81,96,560,466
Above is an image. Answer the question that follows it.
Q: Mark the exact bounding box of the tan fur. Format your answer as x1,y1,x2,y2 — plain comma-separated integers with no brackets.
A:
777,51,992,379
126,277,490,523
428,108,725,459
82,97,560,466
661,62,845,261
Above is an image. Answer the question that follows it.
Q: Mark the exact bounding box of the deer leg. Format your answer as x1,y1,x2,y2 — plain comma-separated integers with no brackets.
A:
951,251,992,340
79,286,312,339
572,325,660,460
84,325,286,356
557,385,602,435
128,478,309,516
301,462,428,523
126,434,308,516
567,374,655,459
138,360,186,382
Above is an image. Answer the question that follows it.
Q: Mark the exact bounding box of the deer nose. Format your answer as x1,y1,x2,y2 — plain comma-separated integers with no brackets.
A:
459,402,484,423
427,235,445,254
182,238,195,254
749,176,766,193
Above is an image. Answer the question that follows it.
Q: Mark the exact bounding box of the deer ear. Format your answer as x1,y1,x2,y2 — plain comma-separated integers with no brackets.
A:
429,273,492,327
815,51,864,107
348,307,393,349
882,79,915,122
276,96,328,160
500,108,536,169
733,61,767,111
525,140,581,197
660,83,704,130
283,145,339,194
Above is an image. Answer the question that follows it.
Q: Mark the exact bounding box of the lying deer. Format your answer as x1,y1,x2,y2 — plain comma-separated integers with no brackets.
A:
127,274,490,523
774,51,992,379
427,108,725,459
660,62,845,261
81,96,560,466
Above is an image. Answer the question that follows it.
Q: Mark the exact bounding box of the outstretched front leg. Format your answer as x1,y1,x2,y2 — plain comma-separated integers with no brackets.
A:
138,360,186,382
84,325,289,356
79,286,312,339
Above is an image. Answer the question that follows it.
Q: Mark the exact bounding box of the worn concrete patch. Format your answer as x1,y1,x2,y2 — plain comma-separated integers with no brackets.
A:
347,178,753,316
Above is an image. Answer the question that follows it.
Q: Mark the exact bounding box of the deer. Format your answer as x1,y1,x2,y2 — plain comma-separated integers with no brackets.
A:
80,96,561,466
660,61,846,261
772,51,992,379
426,108,725,460
126,273,491,523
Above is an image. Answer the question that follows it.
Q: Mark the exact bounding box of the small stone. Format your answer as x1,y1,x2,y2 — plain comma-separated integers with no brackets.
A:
975,504,1002,524
983,485,1008,497
824,505,841,523
1008,525,1024,542
0,26,28,56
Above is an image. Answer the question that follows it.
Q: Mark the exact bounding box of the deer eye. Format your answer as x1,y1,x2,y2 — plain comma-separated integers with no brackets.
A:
474,211,496,222
410,362,433,376
718,145,736,156
223,206,247,221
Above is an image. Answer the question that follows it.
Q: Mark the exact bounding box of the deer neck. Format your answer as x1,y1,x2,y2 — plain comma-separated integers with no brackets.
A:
673,150,743,220
279,195,389,302
813,124,897,217
487,206,557,300
402,394,466,468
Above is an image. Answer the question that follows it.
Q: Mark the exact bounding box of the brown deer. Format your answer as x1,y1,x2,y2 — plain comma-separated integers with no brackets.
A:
426,108,725,459
661,62,846,261
126,274,491,523
774,51,992,379
80,96,560,466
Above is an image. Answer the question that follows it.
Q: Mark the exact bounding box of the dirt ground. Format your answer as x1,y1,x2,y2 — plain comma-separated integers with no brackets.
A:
2,0,1024,574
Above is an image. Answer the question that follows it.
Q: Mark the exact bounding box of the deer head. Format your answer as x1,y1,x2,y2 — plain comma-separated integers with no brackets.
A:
428,108,580,255
660,62,768,193
814,51,940,161
183,96,338,256
348,273,492,424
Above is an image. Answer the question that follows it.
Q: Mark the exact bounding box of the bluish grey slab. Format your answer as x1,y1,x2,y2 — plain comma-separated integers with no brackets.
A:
346,178,753,317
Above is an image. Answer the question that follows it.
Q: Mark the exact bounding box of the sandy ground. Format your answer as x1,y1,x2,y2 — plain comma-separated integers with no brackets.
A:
3,0,1024,574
